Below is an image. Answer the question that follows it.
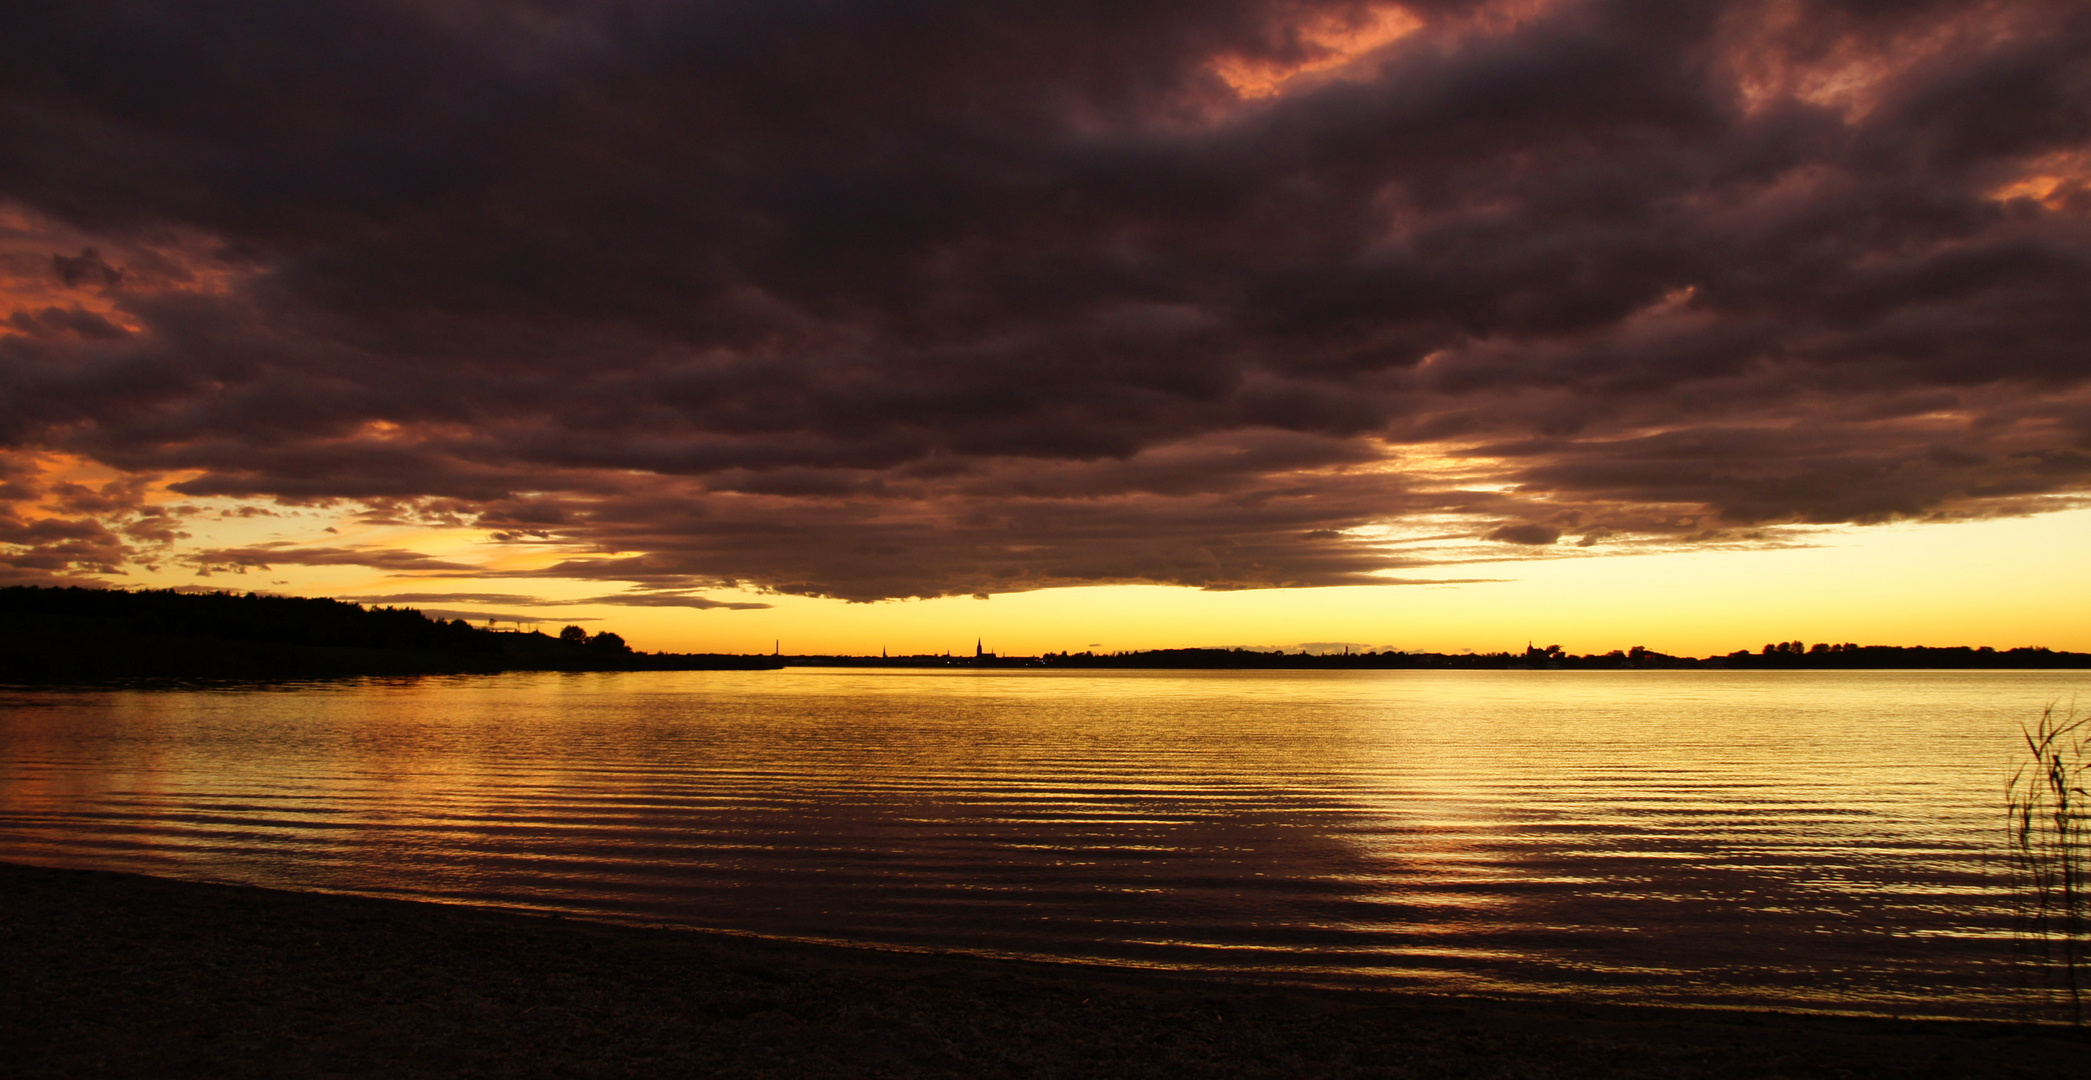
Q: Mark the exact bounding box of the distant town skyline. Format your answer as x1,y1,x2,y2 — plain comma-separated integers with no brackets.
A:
3,2,2087,656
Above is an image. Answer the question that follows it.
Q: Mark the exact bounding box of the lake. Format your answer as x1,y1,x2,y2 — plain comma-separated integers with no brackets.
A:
2,668,2083,1020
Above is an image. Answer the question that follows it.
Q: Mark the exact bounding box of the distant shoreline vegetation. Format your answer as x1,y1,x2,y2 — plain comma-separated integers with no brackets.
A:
0,586,779,682
793,640,2091,670
5,586,2087,683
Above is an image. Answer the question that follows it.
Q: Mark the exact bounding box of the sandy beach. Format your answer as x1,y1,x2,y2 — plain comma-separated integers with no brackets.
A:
3,861,2084,1078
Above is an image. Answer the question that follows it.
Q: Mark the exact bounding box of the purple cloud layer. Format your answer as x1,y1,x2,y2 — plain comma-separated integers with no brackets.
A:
1,1,2087,599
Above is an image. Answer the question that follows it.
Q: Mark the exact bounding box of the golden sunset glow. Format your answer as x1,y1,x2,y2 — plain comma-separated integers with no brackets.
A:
66,480,2091,658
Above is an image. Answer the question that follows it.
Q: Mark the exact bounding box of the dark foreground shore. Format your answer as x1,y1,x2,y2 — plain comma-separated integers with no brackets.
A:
3,862,2083,1079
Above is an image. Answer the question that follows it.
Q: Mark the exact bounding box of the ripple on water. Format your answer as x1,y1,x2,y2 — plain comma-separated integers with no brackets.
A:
1,666,2084,1020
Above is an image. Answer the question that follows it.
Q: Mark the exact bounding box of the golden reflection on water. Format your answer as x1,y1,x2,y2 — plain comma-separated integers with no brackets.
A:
2,668,2085,1019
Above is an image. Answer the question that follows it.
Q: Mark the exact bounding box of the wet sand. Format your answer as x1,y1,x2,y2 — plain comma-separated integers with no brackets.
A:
3,861,2082,1078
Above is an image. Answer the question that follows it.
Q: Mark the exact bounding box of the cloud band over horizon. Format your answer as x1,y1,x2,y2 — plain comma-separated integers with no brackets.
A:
2,1,2087,602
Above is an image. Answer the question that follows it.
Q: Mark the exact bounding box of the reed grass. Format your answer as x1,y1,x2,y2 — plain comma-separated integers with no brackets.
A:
2007,705,2091,1024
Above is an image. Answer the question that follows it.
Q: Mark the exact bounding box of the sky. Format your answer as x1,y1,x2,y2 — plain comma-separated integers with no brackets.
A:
1,0,2088,656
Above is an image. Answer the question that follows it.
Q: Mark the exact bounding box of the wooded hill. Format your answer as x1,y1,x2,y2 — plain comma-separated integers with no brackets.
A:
0,587,777,682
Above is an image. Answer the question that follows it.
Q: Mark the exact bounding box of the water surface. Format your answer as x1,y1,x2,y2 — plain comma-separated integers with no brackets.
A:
2,668,2082,1020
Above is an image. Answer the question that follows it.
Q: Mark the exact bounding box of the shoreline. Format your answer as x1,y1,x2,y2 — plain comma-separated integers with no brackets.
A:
4,861,2084,1078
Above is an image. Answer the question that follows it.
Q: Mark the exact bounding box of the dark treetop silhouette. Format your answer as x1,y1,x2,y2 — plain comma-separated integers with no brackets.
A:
0,586,777,681
786,641,2091,670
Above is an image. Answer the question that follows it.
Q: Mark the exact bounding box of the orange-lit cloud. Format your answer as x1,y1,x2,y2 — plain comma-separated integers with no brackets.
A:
1215,4,1424,98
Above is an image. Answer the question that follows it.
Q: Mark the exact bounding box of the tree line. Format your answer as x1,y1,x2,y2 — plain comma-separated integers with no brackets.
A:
0,587,776,681
1018,642,2091,669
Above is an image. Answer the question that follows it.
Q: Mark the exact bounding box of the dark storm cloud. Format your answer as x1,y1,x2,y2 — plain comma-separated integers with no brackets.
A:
569,592,775,610
185,544,478,574
411,610,593,624
341,589,773,611
1486,523,1561,545
335,592,553,608
1,0,2087,597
